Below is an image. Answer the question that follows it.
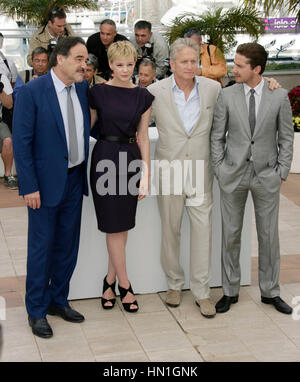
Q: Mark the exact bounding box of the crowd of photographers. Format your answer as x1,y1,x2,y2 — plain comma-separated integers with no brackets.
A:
0,8,227,190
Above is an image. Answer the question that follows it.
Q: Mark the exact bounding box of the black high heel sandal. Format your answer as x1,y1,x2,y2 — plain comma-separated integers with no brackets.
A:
118,283,139,313
101,276,116,310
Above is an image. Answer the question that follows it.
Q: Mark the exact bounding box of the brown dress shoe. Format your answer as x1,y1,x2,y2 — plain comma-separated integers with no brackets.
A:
165,289,181,307
196,298,216,318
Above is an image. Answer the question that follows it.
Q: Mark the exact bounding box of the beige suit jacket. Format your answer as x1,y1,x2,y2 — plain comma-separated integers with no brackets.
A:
148,76,221,196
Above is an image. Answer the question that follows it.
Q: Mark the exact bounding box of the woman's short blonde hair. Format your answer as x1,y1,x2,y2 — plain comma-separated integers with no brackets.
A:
107,40,137,63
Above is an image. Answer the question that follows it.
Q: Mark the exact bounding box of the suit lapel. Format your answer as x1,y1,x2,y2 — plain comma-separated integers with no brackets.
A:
234,84,252,139
189,77,205,136
45,73,68,147
254,80,272,138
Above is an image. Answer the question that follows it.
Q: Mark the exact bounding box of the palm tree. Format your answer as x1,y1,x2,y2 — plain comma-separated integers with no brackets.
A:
242,0,300,24
0,0,97,26
165,6,265,54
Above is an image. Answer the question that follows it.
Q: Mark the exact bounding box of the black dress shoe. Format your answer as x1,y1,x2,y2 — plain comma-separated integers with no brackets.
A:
28,317,53,338
47,305,85,323
215,295,239,313
261,296,293,315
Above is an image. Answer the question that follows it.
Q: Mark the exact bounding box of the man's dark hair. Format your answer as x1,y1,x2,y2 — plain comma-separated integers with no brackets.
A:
31,46,49,61
48,8,67,23
134,20,152,32
100,19,116,29
236,43,268,75
183,28,201,39
49,36,86,68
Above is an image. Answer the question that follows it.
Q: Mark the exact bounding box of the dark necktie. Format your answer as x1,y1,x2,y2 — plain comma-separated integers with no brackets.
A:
66,86,78,164
249,88,256,136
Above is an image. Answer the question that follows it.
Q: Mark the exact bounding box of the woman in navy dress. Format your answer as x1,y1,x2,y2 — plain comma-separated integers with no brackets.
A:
89,41,154,313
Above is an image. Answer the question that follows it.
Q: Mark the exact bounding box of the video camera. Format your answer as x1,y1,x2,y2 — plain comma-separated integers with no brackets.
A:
47,38,57,55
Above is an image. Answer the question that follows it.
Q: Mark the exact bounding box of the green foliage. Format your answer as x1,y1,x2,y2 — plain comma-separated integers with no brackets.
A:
165,6,265,53
265,62,300,70
243,0,300,24
0,0,97,26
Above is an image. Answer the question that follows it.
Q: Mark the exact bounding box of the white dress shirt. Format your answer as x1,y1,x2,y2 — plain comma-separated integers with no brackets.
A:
0,52,18,83
172,74,200,136
51,69,85,168
0,73,13,120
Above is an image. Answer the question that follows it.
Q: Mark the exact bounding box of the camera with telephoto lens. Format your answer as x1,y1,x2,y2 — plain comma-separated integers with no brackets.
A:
47,38,57,55
136,42,155,74
142,42,154,61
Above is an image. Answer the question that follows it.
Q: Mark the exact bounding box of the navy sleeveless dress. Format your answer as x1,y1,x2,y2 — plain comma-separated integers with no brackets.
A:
88,84,154,233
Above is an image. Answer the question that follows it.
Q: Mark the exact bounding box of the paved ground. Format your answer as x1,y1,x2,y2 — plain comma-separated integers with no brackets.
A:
0,175,300,362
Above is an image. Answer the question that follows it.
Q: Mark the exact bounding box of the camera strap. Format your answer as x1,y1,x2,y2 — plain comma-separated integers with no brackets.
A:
0,51,11,74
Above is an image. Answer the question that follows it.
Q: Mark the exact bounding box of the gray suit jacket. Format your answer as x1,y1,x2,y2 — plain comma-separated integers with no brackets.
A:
210,79,294,194
148,75,221,196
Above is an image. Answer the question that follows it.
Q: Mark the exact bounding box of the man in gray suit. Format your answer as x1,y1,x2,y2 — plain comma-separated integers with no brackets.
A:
211,43,294,314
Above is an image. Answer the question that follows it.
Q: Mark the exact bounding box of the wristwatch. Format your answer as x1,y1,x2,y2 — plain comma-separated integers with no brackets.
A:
0,81,4,94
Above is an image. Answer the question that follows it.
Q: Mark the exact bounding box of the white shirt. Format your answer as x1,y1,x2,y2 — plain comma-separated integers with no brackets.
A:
0,51,18,83
172,74,200,135
0,73,13,119
51,69,85,168
243,78,264,119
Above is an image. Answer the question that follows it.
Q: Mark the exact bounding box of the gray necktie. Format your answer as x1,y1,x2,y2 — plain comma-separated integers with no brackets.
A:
249,88,256,136
66,86,78,164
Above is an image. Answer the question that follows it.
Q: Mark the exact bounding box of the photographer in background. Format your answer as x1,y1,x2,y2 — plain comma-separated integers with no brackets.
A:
27,8,74,67
0,73,17,189
134,58,157,87
184,28,227,86
84,54,106,87
131,20,169,80
13,47,49,102
0,32,18,133
0,33,18,87
86,19,127,81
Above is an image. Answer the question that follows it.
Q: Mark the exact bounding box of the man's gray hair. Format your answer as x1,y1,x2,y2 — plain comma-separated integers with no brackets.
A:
100,19,116,29
139,58,156,72
87,53,99,70
170,38,200,62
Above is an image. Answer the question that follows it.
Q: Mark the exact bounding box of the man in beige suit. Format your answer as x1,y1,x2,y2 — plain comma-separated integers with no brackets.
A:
148,38,221,318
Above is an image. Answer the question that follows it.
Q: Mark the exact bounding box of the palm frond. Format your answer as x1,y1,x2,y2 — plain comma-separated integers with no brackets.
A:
242,0,300,24
165,6,265,54
0,0,98,26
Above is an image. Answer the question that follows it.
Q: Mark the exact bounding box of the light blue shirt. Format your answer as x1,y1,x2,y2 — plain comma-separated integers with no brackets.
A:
172,74,200,135
51,69,85,168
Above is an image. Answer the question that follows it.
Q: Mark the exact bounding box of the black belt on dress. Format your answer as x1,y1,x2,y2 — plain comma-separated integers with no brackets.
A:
99,134,136,144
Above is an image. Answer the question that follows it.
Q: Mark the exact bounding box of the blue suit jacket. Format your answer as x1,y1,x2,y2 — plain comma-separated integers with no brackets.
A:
12,71,90,207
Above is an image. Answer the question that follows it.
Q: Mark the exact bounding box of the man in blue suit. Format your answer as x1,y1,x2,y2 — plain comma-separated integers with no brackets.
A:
13,37,90,338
